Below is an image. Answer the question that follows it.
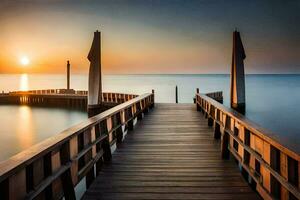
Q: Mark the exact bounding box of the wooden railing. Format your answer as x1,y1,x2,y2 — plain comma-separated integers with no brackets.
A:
196,92,300,200
0,93,154,200
206,91,223,103
9,89,77,95
6,90,138,103
101,92,138,103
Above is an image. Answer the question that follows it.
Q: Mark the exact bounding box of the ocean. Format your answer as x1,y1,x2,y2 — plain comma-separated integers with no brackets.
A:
0,74,299,161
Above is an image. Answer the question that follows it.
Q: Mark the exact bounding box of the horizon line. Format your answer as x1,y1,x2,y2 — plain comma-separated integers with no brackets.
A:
1,73,300,76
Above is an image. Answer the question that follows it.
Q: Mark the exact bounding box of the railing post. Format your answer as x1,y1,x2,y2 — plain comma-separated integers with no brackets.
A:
116,113,124,144
127,107,135,131
194,88,199,104
128,120,134,130
208,117,213,127
151,89,155,108
143,100,149,114
61,169,76,200
60,142,76,200
101,120,112,162
214,122,221,139
137,102,143,120
221,131,230,159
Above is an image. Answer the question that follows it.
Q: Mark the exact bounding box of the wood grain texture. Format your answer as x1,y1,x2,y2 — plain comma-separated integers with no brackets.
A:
83,103,260,200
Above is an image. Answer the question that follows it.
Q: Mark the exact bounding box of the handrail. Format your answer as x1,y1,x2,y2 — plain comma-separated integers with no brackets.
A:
196,92,300,200
0,92,154,199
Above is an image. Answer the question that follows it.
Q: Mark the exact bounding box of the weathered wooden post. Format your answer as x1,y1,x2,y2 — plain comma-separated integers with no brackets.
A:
67,60,70,90
86,30,111,188
175,85,178,103
87,30,103,117
230,30,246,114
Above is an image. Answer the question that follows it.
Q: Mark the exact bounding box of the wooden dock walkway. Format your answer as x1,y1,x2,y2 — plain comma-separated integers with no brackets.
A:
83,103,260,200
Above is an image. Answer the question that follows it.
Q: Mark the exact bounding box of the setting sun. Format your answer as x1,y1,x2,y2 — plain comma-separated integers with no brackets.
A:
20,56,30,66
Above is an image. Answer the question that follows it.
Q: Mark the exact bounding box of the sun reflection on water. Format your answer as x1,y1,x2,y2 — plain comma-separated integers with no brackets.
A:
19,73,29,91
16,105,34,148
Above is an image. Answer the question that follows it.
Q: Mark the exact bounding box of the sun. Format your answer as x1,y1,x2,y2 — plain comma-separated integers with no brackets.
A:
20,56,30,66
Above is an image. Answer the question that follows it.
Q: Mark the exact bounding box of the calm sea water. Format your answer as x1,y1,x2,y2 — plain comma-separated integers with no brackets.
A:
0,74,299,161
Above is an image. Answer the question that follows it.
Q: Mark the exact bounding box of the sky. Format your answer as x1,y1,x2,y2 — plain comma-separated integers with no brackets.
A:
0,0,299,74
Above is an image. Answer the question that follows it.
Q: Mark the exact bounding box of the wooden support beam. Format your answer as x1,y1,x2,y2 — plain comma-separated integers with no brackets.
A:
214,122,221,139
101,120,112,162
60,142,76,200
208,117,213,127
9,169,26,199
51,150,63,199
221,131,230,159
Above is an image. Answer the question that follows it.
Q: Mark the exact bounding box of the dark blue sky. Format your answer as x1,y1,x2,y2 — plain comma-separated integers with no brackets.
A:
0,0,299,73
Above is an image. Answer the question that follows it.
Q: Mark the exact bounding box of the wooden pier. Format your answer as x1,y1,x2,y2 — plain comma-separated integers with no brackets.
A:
0,91,299,200
0,89,138,111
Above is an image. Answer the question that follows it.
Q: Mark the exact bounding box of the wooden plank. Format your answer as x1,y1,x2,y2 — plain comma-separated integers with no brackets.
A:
69,136,78,184
91,127,97,158
9,169,26,200
255,136,264,156
83,103,260,200
51,151,63,199
32,158,44,188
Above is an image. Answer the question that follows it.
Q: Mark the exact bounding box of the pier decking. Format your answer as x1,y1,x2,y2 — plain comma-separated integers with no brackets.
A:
83,103,260,200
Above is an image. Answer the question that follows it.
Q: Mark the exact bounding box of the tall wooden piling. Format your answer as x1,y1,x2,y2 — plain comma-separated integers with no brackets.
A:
86,30,105,189
87,30,104,117
230,30,246,114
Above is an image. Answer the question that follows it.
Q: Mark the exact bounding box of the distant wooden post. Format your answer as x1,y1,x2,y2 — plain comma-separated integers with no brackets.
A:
230,30,246,114
67,61,70,90
175,86,178,104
